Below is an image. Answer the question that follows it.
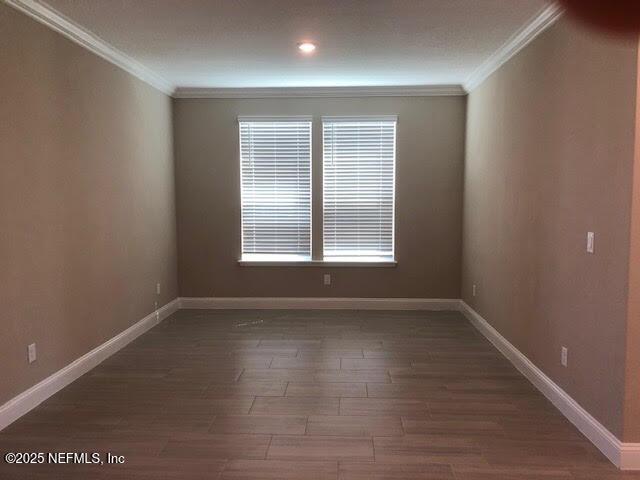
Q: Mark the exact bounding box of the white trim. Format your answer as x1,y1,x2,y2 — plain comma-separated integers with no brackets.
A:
3,0,174,95
179,297,458,310
621,445,640,470
238,116,313,123
0,298,180,432
459,300,640,470
464,4,563,92
321,115,398,123
238,260,397,267
173,85,466,99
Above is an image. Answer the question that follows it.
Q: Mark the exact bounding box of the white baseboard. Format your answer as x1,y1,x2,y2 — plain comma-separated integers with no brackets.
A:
179,296,460,310
620,444,640,470
459,300,640,470
0,298,180,432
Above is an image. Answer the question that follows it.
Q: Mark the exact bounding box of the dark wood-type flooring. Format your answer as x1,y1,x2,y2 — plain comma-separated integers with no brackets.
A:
1,309,639,479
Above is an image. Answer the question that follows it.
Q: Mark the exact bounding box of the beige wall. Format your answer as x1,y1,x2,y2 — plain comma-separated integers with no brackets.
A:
173,96,465,298
0,5,178,404
462,16,638,439
624,41,640,442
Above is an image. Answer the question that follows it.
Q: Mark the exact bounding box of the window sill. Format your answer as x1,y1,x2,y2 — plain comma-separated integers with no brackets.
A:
238,258,397,268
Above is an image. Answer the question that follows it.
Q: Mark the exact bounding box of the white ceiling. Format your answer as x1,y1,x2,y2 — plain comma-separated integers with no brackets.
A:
43,0,550,90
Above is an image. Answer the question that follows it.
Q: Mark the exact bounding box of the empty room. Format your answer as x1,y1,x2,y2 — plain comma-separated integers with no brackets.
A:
2,0,640,478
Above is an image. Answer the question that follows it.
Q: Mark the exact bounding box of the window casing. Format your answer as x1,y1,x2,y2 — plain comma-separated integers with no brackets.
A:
239,117,312,261
322,116,396,261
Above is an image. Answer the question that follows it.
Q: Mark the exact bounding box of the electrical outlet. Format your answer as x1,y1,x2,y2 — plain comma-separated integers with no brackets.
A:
156,282,161,295
28,343,37,364
586,232,595,254
472,284,477,297
561,346,568,367
323,273,331,286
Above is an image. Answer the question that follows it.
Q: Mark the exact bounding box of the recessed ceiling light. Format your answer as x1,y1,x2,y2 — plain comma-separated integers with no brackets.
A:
298,42,316,54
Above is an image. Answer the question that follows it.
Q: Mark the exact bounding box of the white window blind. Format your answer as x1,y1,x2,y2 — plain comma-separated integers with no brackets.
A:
323,116,396,260
239,117,312,260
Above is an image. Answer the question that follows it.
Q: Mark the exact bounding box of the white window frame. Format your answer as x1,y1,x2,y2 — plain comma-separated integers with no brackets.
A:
238,116,312,262
237,115,398,267
321,115,397,263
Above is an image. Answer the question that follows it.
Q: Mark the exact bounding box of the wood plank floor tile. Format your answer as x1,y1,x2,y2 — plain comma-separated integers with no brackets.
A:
116,412,216,434
204,382,287,398
314,370,390,383
322,339,384,349
390,367,519,382
338,462,454,480
340,398,428,416
362,348,434,358
93,457,228,480
160,433,271,460
46,432,169,456
286,382,367,398
427,400,519,417
479,439,611,468
240,369,315,382
259,339,323,348
366,382,447,399
497,417,586,442
271,357,341,369
187,355,273,368
165,367,243,383
268,436,374,461
198,339,260,348
307,415,403,436
401,418,504,437
341,358,412,369
298,349,364,359
444,378,536,393
210,415,307,435
373,435,485,465
163,397,256,415
569,469,640,479
221,459,338,480
251,397,339,415
232,348,299,357
452,465,574,479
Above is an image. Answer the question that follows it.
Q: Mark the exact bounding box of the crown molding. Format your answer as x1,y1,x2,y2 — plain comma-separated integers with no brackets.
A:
4,0,174,95
173,84,466,99
464,3,563,92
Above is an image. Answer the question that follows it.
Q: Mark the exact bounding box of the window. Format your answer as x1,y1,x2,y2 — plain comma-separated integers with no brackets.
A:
239,117,312,261
323,116,396,261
